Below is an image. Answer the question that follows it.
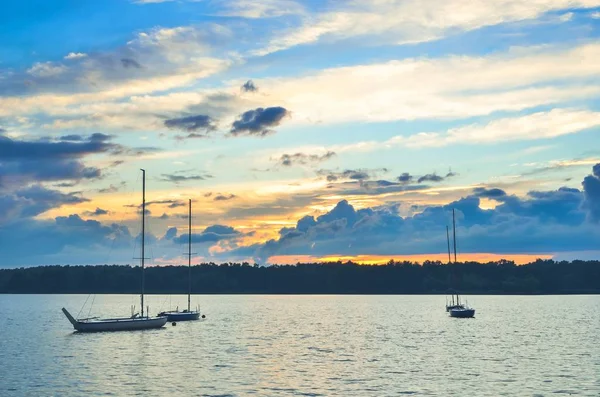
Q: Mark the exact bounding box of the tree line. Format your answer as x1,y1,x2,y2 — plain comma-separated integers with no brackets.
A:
0,259,598,294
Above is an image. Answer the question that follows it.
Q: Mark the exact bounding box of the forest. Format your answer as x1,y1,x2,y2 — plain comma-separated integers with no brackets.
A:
0,259,599,294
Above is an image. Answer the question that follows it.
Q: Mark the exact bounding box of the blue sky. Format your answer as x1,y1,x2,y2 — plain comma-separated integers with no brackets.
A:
1,0,600,267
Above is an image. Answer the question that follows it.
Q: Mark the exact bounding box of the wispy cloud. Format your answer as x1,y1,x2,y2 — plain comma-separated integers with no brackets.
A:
256,0,600,55
276,151,336,167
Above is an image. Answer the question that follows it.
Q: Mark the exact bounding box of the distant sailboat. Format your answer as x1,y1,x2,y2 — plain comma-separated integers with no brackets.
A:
445,208,475,318
445,223,464,312
62,169,168,332
158,199,201,322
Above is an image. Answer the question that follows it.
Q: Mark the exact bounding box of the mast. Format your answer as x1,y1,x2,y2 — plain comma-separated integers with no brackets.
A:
188,199,192,312
141,169,146,318
446,226,451,264
452,208,457,264
452,208,459,305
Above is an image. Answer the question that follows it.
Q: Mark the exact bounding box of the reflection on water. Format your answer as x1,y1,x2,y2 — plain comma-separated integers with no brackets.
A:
0,294,599,396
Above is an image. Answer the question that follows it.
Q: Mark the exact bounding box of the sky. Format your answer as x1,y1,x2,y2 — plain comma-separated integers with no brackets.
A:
1,0,600,267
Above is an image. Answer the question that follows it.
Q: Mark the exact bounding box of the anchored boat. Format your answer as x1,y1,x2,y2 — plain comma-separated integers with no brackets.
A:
158,199,202,322
62,169,168,332
445,208,475,318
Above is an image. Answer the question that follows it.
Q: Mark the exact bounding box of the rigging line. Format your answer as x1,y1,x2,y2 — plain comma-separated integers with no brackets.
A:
76,294,91,319
87,294,96,319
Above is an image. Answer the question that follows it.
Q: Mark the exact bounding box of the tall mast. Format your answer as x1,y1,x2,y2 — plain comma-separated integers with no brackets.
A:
446,226,451,264
452,208,458,305
452,208,457,264
141,169,146,318
188,198,192,312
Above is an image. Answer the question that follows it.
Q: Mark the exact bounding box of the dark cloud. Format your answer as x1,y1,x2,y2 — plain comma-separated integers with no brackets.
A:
83,207,109,216
120,58,142,69
227,165,600,263
0,185,88,222
149,200,186,209
278,151,336,167
163,227,178,240
241,80,258,92
417,171,456,183
214,194,236,201
318,168,386,182
0,133,116,160
160,173,212,184
59,135,84,141
230,106,289,137
473,187,507,199
173,224,241,244
582,163,600,222
0,133,130,188
125,199,186,209
417,173,443,183
397,173,414,184
164,115,217,136
0,214,133,267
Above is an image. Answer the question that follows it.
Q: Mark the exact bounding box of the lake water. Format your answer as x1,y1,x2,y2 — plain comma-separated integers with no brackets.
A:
0,295,598,396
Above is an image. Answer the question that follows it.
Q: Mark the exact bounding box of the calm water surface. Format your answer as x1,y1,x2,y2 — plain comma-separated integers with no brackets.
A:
0,295,598,396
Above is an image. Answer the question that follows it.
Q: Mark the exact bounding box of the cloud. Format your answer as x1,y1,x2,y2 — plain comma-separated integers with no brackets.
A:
27,62,68,78
230,106,290,137
125,199,187,209
214,194,237,201
221,164,600,262
249,44,600,128
120,58,143,69
397,173,414,184
417,171,456,183
64,52,87,60
159,172,213,184
0,185,88,222
257,0,600,55
246,191,592,262
164,114,218,138
241,80,258,92
318,168,387,182
97,182,127,193
278,151,336,167
473,187,508,199
0,24,232,114
0,133,122,187
0,214,133,266
173,224,241,244
83,207,109,216
205,0,305,18
582,163,600,222
391,109,600,148
0,133,116,160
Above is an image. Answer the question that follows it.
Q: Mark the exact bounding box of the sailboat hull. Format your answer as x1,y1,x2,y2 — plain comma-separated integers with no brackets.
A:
449,308,475,318
63,308,167,332
159,311,200,322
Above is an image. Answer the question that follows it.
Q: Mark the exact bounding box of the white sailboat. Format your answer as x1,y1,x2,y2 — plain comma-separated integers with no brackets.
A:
62,169,168,332
158,199,201,322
